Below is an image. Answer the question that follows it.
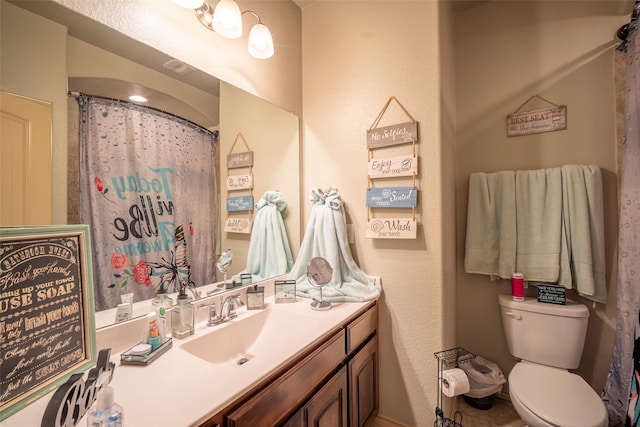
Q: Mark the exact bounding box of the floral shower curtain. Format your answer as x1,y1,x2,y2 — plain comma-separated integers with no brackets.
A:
77,96,218,311
603,7,640,425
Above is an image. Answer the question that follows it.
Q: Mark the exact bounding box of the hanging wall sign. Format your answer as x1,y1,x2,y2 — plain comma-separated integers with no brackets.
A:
507,95,567,137
0,225,96,422
226,195,254,212
227,151,254,169
224,218,253,234
366,187,417,208
226,174,253,191
367,122,418,149
366,218,417,239
507,106,566,137
368,155,418,179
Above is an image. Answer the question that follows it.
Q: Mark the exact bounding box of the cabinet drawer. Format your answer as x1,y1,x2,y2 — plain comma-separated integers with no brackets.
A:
346,304,377,355
226,329,346,427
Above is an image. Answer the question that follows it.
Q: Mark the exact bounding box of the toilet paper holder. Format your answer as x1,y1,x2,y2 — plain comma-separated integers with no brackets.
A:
433,347,476,427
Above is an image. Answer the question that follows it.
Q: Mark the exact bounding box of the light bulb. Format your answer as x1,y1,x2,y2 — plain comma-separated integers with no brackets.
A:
172,0,204,9
248,23,274,59
212,0,242,39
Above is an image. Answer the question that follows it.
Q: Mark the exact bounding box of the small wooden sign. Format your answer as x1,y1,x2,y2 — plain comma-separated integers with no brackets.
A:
507,106,567,137
536,283,566,305
366,218,417,239
366,187,417,208
227,151,254,169
0,225,96,421
224,217,253,234
367,122,418,149
226,174,253,191
368,155,418,179
226,195,254,212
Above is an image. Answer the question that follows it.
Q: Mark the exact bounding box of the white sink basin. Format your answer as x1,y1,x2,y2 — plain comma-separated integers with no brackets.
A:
180,308,321,366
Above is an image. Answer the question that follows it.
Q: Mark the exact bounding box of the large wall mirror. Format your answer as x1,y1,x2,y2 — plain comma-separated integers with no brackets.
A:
4,0,301,329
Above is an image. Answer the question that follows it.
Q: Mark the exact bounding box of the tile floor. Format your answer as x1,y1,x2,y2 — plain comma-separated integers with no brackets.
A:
372,395,525,427
448,396,525,427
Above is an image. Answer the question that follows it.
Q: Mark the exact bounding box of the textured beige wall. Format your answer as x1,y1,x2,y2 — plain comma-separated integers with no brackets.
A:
1,1,68,223
301,2,453,425
455,0,629,395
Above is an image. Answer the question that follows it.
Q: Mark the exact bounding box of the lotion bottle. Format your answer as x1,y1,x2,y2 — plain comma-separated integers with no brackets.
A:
87,372,124,427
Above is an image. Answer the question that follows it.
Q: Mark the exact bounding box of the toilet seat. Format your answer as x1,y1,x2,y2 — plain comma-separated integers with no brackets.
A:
509,363,607,427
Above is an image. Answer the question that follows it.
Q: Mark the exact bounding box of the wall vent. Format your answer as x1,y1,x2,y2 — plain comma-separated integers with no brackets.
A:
162,59,195,76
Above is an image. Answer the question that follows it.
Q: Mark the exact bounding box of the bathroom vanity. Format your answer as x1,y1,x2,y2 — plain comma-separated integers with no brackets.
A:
203,299,378,427
3,278,378,427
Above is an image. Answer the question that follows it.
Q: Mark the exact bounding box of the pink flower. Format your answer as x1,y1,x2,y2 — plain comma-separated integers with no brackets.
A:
110,253,127,270
133,261,151,286
94,176,104,192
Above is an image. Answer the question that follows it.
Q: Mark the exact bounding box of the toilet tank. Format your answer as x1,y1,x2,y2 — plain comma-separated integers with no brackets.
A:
498,294,589,369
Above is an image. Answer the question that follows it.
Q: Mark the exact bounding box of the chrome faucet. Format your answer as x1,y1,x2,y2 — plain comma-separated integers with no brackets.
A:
198,300,219,326
198,293,244,326
220,293,244,321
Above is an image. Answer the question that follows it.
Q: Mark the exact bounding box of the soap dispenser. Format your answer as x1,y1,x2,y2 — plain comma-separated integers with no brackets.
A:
171,282,194,339
87,372,124,427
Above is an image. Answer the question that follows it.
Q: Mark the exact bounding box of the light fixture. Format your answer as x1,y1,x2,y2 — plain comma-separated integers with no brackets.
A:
174,0,274,59
129,95,148,103
245,11,274,59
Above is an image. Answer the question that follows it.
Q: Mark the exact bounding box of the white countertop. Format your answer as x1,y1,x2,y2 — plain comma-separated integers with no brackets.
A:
3,289,373,427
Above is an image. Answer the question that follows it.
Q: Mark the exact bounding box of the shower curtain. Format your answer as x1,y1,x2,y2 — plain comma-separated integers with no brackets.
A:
603,9,640,426
77,96,218,311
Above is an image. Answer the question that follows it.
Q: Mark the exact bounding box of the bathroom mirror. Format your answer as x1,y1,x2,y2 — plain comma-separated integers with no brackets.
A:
4,0,301,328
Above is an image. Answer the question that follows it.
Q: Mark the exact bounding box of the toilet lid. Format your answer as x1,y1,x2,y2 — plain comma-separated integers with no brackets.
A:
510,363,607,427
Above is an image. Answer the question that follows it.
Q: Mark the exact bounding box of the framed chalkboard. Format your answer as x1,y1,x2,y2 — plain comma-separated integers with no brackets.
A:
0,225,97,421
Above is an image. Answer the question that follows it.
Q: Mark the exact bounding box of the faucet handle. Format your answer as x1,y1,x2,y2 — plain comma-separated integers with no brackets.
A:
198,301,219,326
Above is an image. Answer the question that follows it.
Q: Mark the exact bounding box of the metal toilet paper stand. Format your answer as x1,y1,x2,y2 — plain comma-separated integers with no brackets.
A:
433,347,476,427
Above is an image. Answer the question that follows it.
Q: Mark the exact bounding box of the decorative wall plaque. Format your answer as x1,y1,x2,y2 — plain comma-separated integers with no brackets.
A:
0,225,96,422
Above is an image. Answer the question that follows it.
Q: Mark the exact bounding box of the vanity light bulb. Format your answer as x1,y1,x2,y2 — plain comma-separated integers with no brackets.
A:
248,23,274,59
212,0,242,39
172,0,205,8
129,95,148,103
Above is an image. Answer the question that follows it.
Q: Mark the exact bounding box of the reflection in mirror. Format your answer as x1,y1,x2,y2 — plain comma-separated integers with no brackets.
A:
4,1,300,329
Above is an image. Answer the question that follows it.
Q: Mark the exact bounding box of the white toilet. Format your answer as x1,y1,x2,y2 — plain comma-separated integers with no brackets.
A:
498,294,608,427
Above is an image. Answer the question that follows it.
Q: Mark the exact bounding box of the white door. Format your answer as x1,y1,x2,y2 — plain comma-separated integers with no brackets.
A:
0,91,53,226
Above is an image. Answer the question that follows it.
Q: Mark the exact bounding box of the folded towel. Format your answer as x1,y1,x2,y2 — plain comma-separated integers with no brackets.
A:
515,168,563,282
287,188,381,302
236,191,293,282
560,165,607,303
464,171,517,279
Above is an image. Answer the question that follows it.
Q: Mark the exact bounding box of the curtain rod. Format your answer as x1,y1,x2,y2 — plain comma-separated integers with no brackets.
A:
68,91,218,139
617,0,639,51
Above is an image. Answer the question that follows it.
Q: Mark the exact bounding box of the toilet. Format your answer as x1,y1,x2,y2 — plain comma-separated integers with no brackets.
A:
498,294,608,427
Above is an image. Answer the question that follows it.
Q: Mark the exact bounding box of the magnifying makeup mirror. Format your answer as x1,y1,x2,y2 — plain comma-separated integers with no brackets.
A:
307,257,333,311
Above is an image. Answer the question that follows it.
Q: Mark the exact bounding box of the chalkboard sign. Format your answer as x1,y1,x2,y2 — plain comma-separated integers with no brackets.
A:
0,225,96,422
536,283,566,305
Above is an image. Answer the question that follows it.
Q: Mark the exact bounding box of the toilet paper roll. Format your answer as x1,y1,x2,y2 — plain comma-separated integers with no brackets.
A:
441,368,470,397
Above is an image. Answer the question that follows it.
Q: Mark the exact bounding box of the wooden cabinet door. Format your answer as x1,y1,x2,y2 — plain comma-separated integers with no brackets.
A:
0,91,52,225
304,366,348,427
349,335,378,427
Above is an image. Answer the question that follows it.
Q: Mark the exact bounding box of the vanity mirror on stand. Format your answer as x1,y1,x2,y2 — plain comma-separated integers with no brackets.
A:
307,257,333,311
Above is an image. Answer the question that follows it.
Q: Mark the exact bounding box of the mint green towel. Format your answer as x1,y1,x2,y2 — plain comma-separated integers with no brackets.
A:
287,188,381,302
515,168,563,282
559,165,606,303
464,171,517,279
236,191,293,282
